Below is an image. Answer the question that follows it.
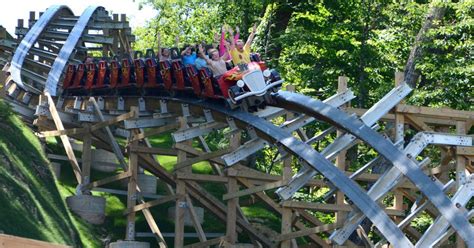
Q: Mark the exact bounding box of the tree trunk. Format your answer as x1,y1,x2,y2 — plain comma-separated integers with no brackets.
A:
404,6,445,88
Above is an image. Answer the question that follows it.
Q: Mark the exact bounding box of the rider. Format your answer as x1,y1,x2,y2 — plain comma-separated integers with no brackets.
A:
198,45,228,77
228,23,257,65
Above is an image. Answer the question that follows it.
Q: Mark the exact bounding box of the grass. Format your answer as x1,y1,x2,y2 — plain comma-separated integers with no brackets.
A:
0,100,100,247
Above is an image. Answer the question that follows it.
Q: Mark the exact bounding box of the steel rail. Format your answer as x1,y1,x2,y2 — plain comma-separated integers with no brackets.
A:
164,97,414,247
44,6,103,96
276,83,413,199
271,90,474,246
10,5,73,93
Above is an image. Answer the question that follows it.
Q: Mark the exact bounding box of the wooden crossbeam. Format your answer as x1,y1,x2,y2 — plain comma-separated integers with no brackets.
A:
174,143,226,165
90,111,135,132
176,173,229,183
397,104,474,121
182,236,225,248
44,93,82,184
130,123,179,142
237,178,330,247
39,127,87,137
185,194,207,242
173,148,231,171
38,111,134,138
0,234,71,248
83,172,130,190
124,195,177,215
281,201,405,216
222,179,289,200
128,145,178,156
276,223,340,242
90,97,128,169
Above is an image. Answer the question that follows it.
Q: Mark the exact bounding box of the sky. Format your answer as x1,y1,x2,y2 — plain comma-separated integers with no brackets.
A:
0,0,157,35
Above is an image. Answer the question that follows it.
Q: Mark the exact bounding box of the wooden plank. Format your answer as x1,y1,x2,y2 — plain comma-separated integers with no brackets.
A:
226,176,238,244
124,195,177,215
174,143,226,165
183,236,225,248
125,107,140,241
0,234,71,248
282,201,405,216
82,126,92,185
457,147,474,157
39,127,87,137
176,172,228,183
405,113,433,132
281,154,294,248
276,223,340,242
175,117,189,248
90,97,128,169
336,77,349,227
129,145,178,156
130,123,179,142
222,179,288,200
397,104,474,121
84,172,131,190
237,178,330,247
456,121,467,248
89,110,135,132
44,93,82,184
185,194,207,242
173,148,231,171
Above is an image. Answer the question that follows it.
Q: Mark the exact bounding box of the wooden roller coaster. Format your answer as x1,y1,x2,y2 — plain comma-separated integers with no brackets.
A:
0,5,473,248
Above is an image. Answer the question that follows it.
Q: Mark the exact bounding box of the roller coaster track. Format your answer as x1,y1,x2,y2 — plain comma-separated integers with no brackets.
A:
1,5,473,248
10,5,73,93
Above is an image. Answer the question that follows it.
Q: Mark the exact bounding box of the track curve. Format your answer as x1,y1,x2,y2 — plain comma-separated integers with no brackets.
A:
271,90,474,246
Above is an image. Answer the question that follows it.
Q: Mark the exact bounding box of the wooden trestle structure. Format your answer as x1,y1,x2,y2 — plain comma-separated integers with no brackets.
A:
0,5,473,248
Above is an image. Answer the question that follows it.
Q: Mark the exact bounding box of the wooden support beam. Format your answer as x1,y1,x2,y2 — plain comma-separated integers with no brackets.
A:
44,93,82,184
0,234,71,248
81,125,92,186
90,97,128,169
174,143,226,165
276,223,340,242
183,236,225,248
237,177,330,247
281,151,294,248
185,194,207,242
281,201,405,216
39,127,87,137
176,172,229,183
130,123,179,142
226,176,238,244
175,117,190,248
456,121,467,248
128,145,178,156
125,106,139,241
173,148,231,171
222,179,288,200
84,172,131,190
396,104,474,121
405,114,433,132
89,110,135,132
124,195,177,215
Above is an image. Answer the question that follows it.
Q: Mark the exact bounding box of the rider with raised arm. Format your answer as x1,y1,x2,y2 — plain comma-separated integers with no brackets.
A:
228,23,256,65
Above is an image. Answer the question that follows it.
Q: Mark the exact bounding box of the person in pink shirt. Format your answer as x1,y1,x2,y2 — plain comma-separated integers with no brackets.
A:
216,25,239,61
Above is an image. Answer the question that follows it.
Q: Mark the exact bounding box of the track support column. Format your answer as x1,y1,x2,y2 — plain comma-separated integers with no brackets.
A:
126,107,140,241
335,76,348,226
174,117,189,247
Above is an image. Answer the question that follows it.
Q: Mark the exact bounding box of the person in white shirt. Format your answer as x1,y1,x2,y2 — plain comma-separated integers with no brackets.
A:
198,44,228,77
